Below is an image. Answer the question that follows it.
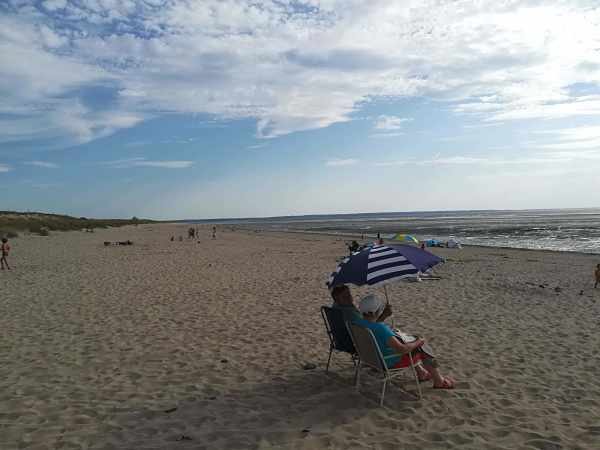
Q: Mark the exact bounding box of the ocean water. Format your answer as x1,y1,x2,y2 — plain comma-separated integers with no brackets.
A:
190,208,600,254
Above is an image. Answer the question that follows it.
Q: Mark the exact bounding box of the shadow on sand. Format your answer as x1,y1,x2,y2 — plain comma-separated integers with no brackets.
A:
91,366,421,450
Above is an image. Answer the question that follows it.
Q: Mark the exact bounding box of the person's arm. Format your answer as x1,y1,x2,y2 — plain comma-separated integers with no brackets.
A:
386,335,424,354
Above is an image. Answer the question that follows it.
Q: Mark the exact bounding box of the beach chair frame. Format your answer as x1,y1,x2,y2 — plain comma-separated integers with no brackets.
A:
347,323,422,406
320,306,358,373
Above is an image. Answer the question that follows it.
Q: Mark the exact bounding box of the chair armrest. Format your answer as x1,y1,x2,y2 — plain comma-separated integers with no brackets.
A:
383,353,406,360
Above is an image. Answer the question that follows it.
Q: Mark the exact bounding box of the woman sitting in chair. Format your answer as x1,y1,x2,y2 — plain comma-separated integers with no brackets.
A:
354,294,455,389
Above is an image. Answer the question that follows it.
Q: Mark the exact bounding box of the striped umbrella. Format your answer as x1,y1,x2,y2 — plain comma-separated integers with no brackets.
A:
327,244,443,289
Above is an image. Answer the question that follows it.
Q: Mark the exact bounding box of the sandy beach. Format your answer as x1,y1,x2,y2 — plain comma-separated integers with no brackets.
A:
2,223,600,450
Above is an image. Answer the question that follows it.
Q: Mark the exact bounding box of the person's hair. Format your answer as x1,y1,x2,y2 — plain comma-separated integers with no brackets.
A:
331,285,349,301
362,311,378,320
1,238,6,243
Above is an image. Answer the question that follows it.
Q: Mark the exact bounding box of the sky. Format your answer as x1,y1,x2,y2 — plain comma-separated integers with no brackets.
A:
1,0,600,220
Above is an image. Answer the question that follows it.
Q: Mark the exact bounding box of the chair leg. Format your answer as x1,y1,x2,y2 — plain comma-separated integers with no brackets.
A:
325,348,333,373
354,361,361,389
380,378,387,407
409,361,422,400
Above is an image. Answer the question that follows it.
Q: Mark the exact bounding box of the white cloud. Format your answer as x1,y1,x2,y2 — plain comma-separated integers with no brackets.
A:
0,164,12,173
325,158,359,167
373,116,412,131
25,161,60,168
102,158,194,169
2,0,600,146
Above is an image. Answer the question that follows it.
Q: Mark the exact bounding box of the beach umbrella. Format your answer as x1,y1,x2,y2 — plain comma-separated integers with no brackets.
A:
392,234,419,245
327,244,443,289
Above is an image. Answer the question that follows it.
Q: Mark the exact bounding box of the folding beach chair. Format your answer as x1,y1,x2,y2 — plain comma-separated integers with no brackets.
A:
348,323,422,406
320,306,357,373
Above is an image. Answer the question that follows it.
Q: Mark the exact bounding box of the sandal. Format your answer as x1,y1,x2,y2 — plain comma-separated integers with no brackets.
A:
433,377,456,389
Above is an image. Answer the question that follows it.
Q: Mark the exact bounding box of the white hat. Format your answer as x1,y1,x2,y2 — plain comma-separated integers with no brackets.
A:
359,294,383,315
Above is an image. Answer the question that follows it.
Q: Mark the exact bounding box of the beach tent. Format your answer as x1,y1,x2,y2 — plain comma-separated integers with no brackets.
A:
424,239,442,247
447,239,461,249
392,234,419,245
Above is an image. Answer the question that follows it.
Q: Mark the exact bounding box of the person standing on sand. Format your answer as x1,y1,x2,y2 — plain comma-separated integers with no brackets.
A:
1,238,11,270
212,225,216,239
595,264,600,288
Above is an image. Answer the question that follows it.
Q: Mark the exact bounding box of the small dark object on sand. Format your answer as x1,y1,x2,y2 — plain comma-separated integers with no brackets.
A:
176,435,192,441
554,287,562,293
104,242,111,246
301,428,311,434
302,363,317,370
220,359,228,363
539,284,545,288
117,240,133,246
164,407,177,413
579,290,584,295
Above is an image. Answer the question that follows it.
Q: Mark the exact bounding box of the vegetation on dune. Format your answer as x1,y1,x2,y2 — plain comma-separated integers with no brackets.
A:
0,211,155,237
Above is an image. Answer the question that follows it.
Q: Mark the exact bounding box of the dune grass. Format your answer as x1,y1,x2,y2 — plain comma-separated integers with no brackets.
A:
0,211,155,237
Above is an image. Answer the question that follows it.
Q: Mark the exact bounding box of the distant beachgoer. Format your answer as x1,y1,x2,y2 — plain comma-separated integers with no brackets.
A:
348,240,360,254
595,264,600,288
420,242,426,250
212,225,216,239
355,294,456,389
1,238,11,270
188,227,195,239
170,236,174,242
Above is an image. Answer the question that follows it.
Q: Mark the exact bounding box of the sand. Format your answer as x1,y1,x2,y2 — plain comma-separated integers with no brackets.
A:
2,224,600,450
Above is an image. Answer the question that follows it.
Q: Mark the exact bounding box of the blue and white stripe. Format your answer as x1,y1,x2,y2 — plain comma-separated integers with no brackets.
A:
365,245,418,285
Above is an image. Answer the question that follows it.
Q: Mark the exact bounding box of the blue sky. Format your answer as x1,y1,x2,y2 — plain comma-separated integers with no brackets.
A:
1,1,600,219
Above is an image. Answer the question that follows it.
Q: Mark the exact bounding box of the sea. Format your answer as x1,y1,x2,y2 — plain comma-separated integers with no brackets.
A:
188,208,600,254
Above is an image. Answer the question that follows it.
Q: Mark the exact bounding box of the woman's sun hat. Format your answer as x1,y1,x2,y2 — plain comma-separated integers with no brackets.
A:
359,294,383,315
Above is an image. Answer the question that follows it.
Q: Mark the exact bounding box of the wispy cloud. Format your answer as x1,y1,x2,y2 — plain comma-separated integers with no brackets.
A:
102,158,194,169
25,161,59,169
247,143,267,150
325,158,359,167
370,132,406,138
373,153,581,167
0,164,12,173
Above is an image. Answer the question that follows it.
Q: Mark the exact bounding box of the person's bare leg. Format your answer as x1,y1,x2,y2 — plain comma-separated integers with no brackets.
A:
422,359,452,386
427,366,446,386
415,363,429,378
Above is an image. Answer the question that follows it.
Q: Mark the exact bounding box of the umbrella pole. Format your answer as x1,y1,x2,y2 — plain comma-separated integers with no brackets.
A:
383,285,394,328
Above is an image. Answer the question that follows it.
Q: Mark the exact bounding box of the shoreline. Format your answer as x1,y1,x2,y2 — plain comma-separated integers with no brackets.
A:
202,225,600,257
